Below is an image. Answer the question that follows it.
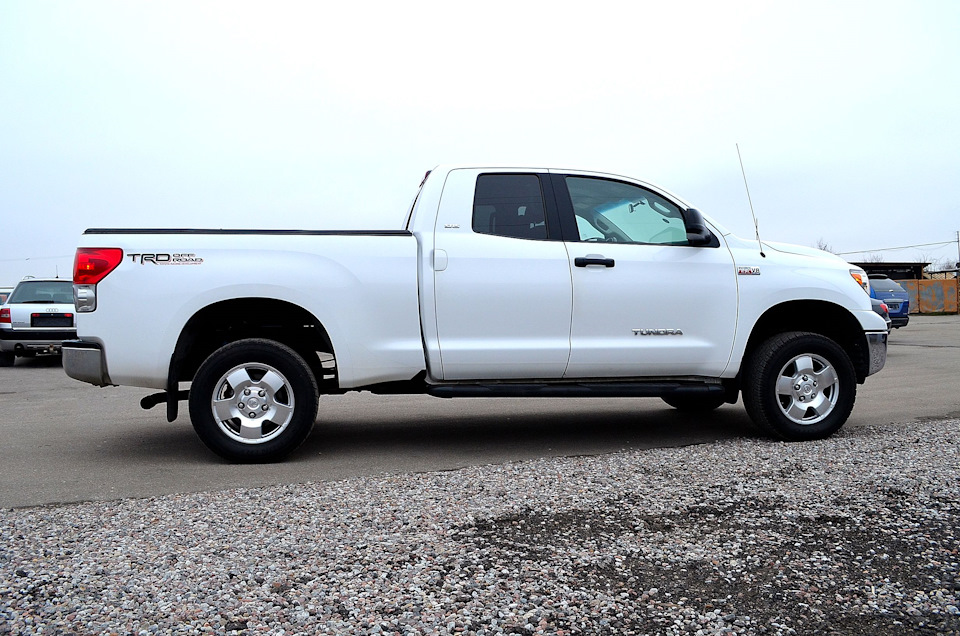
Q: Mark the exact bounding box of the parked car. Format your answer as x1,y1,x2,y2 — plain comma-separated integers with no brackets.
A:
0,287,13,305
871,298,892,330
0,278,77,366
868,275,910,328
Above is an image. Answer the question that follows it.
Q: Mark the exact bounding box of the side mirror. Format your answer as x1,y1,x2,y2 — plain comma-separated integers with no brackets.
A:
682,208,714,247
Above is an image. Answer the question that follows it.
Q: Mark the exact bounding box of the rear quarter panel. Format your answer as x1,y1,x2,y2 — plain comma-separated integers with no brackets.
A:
76,232,424,389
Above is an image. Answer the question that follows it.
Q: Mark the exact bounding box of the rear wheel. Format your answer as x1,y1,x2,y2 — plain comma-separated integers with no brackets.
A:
188,338,319,462
742,331,856,441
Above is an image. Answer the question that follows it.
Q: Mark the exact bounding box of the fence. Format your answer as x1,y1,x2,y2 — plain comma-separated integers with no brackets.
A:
896,279,959,314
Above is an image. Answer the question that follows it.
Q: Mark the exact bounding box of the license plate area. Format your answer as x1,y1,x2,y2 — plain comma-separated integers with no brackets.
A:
31,313,73,327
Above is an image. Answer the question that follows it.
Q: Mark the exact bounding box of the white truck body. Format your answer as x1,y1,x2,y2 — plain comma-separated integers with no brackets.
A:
64,165,888,461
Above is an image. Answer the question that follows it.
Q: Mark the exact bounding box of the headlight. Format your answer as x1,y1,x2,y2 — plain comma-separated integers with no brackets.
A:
850,269,870,294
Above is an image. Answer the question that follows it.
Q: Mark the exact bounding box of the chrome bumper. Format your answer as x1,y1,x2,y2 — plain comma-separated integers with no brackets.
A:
63,340,114,387
865,331,887,377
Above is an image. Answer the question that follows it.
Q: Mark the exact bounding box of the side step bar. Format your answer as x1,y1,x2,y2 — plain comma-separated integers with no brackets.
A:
427,382,727,399
140,379,734,421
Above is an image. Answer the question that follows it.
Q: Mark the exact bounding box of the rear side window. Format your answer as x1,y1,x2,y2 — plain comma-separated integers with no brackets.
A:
472,174,548,240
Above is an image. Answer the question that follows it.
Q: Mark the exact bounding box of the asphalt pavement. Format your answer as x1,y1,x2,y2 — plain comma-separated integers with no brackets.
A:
1,315,957,509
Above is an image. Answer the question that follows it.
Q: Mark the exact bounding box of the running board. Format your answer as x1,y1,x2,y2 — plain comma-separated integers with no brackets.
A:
427,382,726,399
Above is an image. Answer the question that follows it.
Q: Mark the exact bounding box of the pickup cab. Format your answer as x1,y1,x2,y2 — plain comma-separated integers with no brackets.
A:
63,165,888,461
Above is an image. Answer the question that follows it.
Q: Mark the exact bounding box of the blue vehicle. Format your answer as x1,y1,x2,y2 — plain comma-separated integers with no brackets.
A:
869,275,910,328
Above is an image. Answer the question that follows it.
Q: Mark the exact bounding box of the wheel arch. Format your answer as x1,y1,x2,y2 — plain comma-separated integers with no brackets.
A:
171,298,337,391
741,300,872,384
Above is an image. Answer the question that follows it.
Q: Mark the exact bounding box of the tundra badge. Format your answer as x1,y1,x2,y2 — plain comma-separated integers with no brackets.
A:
633,329,683,336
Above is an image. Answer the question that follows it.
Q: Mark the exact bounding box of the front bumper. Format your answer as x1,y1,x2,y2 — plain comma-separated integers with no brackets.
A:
62,340,114,386
865,331,887,377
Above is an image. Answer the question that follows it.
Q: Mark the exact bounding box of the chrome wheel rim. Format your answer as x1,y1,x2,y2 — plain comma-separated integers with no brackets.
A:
775,353,839,425
210,362,295,444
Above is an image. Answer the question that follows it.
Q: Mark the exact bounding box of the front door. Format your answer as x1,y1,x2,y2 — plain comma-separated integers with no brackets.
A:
555,174,739,378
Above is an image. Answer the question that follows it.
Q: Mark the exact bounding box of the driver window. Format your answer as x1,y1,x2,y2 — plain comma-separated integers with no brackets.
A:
565,177,688,245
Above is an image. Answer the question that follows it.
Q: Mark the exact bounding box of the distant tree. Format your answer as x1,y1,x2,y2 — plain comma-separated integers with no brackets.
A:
815,238,837,254
863,253,885,263
924,256,954,274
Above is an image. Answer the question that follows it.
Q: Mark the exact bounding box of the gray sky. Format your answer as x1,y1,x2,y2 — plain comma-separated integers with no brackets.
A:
2,0,958,284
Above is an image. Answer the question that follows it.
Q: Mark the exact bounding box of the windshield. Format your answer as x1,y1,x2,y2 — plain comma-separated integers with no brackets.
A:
8,281,74,304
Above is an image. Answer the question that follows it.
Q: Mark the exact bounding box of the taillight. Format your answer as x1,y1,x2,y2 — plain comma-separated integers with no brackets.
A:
0,308,9,324
74,248,123,313
74,248,123,284
880,303,889,313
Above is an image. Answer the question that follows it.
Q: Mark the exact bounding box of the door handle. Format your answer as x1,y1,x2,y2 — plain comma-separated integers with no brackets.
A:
575,256,615,268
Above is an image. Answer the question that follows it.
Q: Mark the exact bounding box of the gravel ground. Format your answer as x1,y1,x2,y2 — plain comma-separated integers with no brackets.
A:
1,417,958,636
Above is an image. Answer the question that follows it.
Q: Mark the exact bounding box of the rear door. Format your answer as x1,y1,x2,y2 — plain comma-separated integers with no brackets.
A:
552,174,739,378
431,169,573,380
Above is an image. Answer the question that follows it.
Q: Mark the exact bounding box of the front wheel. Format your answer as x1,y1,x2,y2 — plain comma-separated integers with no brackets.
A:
742,331,856,441
188,339,319,462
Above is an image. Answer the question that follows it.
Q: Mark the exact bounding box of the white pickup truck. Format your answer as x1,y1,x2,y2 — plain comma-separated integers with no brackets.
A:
64,165,888,461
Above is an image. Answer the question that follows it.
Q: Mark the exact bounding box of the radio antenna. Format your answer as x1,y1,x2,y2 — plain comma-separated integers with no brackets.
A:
736,143,765,258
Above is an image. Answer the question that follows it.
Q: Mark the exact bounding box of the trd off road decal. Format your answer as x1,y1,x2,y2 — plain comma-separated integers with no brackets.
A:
128,253,203,265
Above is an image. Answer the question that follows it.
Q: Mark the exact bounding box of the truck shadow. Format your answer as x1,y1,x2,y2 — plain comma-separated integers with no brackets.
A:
294,397,758,463
104,397,757,467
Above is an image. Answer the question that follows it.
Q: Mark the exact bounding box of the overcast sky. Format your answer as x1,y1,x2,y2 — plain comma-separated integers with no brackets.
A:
2,0,958,284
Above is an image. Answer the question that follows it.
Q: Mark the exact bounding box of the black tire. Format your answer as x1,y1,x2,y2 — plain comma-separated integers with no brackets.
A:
742,331,856,441
0,351,14,367
661,394,727,412
188,338,319,462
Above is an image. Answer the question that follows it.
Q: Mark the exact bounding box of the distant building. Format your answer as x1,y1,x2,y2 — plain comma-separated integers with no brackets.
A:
851,261,929,280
